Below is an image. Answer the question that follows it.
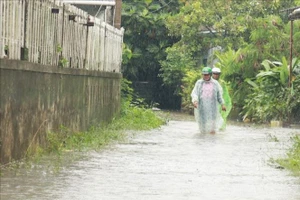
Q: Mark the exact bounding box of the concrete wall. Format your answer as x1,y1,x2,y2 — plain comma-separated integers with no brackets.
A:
0,59,122,164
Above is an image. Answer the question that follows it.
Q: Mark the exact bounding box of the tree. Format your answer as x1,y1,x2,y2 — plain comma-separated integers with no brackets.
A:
121,0,183,109
122,0,182,81
162,0,299,115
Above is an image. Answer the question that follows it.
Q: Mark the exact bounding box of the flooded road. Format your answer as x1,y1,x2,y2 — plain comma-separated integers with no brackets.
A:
1,120,300,200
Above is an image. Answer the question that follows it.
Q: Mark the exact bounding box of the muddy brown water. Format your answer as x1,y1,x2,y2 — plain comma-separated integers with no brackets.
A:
1,112,300,200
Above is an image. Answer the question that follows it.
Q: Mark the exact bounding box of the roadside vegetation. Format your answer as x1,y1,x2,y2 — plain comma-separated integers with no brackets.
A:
38,79,165,155
276,135,300,175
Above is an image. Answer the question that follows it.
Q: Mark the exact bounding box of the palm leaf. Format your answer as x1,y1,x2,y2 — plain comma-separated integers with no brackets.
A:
245,78,258,88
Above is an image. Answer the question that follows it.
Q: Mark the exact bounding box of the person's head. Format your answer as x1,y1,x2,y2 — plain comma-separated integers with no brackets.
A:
202,67,212,81
212,67,221,80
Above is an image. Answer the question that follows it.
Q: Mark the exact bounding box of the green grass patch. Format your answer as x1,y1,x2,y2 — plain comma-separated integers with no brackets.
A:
0,106,166,173
113,106,166,130
276,135,300,175
35,106,166,157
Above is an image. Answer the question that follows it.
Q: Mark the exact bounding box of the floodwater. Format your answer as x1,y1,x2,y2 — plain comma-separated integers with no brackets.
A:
1,120,300,200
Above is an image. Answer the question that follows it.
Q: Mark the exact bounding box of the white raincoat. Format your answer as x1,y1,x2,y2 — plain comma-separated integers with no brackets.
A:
191,78,224,134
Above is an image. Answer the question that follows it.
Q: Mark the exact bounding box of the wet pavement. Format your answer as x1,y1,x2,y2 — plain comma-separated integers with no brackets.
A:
1,119,300,200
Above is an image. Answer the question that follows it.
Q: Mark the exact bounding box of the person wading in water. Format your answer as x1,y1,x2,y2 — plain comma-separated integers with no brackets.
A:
191,67,226,134
211,67,232,131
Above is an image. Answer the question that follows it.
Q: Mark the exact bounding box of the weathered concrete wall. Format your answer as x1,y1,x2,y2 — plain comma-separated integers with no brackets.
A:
0,59,122,164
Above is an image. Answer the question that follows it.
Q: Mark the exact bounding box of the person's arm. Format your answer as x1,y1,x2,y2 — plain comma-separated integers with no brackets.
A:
191,80,200,108
215,81,226,111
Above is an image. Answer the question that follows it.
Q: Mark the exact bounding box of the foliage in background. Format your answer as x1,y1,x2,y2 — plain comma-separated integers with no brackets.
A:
242,58,300,123
215,48,247,110
290,76,300,121
213,16,291,112
242,58,290,122
162,0,300,119
121,0,183,109
121,78,146,108
122,0,181,82
162,0,289,82
159,42,197,93
180,68,201,111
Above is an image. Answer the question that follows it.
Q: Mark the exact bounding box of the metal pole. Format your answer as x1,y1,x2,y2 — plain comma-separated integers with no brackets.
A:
289,20,293,88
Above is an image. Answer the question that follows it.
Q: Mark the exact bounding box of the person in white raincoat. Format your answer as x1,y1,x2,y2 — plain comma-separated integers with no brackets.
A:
191,67,226,134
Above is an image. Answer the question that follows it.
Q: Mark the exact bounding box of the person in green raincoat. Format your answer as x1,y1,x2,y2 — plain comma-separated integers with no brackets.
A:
212,67,232,131
191,67,226,134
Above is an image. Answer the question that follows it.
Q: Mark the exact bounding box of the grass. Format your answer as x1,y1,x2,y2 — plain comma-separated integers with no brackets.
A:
1,105,166,172
43,106,166,155
275,135,300,175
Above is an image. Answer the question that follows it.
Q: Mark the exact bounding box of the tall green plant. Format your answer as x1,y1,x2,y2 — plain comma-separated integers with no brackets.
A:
214,15,291,115
122,0,181,81
121,78,149,111
180,69,202,111
242,57,300,122
121,0,183,109
215,48,251,110
159,44,197,89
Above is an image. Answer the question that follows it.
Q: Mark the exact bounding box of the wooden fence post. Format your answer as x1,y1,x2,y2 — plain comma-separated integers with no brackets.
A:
0,0,3,58
84,21,89,69
114,0,122,29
